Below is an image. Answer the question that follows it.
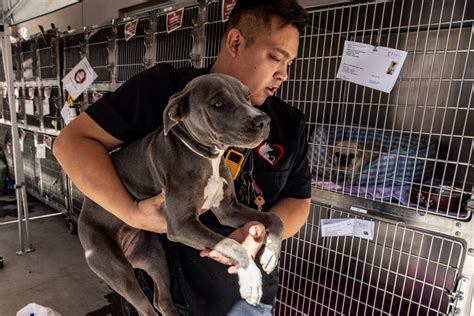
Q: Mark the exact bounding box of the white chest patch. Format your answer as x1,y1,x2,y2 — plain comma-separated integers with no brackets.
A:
201,155,228,210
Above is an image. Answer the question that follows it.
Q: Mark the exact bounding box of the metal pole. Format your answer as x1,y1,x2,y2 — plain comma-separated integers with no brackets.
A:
1,21,33,255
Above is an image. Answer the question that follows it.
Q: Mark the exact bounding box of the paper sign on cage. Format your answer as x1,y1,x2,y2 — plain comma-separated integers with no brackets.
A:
25,99,34,115
36,144,46,159
92,91,103,103
222,0,237,22
166,8,184,33
124,18,139,42
61,57,98,100
43,135,52,150
320,218,375,240
336,40,407,93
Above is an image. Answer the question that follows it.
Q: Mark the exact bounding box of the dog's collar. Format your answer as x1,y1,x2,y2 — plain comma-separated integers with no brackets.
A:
171,124,221,159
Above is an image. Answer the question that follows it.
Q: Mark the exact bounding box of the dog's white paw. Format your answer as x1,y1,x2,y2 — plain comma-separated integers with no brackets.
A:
260,235,281,274
260,246,279,274
237,254,262,306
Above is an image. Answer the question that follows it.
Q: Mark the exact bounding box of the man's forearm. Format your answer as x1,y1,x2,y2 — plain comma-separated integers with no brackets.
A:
54,133,136,224
269,197,311,239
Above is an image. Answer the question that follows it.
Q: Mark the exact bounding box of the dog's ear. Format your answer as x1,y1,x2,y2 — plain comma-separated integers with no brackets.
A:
163,90,190,136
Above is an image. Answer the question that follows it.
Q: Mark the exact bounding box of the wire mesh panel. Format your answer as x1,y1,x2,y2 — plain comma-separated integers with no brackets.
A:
37,32,61,80
4,130,40,194
38,134,67,209
63,31,85,76
25,86,40,127
203,0,227,67
276,202,464,315
42,86,61,130
116,17,150,83
88,26,113,83
155,6,197,68
286,0,473,219
19,39,37,80
11,43,22,82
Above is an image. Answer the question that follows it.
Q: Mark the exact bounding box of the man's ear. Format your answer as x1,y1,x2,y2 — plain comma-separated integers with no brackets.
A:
163,90,190,136
225,28,244,58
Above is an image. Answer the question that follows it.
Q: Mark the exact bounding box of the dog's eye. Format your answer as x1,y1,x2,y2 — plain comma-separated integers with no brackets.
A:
334,152,340,157
246,94,251,102
349,153,355,159
215,101,223,108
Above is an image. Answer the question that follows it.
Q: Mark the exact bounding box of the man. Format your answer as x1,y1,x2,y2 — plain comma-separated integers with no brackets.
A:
53,0,311,315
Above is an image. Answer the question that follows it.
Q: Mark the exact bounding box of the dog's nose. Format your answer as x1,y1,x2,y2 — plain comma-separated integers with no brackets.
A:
252,115,270,129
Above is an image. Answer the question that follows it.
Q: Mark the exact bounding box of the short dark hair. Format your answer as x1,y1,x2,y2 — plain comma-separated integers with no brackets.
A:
224,0,309,46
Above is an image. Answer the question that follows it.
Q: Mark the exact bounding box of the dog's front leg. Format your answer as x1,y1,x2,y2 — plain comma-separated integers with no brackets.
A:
213,200,284,275
166,208,263,305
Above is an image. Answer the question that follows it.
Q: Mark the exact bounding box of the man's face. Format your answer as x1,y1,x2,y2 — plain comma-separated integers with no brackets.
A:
233,17,300,105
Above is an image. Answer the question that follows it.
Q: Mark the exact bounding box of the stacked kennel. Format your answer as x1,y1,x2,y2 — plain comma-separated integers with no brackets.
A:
1,0,473,314
2,29,68,215
278,0,474,315
201,0,473,314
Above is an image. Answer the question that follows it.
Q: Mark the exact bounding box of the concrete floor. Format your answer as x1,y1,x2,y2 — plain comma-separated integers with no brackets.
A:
0,193,124,315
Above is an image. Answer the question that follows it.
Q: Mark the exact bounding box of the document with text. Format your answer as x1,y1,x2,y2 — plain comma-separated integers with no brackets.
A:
336,40,408,93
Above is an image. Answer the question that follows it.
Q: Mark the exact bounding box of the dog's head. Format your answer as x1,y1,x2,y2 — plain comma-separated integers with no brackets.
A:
333,140,363,170
163,73,270,149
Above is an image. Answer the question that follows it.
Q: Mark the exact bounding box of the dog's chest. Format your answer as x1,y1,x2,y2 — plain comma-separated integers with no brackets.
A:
201,157,227,210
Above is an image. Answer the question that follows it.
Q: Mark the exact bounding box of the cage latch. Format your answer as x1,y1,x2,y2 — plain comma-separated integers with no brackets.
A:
448,276,469,315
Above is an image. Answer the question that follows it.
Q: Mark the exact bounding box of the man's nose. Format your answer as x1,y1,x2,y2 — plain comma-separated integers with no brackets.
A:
275,64,289,82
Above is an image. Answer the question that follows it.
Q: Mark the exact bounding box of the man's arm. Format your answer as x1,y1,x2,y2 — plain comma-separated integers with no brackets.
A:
269,197,311,240
53,112,167,233
200,197,311,269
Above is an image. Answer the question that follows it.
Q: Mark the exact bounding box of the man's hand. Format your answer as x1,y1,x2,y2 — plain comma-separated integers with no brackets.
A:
127,191,167,234
200,221,266,274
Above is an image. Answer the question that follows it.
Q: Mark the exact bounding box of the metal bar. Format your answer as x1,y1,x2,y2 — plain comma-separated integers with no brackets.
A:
1,22,33,255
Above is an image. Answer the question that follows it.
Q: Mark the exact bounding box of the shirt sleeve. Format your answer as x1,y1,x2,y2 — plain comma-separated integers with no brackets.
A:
279,118,312,199
85,63,181,143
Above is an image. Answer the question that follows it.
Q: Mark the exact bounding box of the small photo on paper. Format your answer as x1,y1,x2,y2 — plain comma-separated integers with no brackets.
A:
386,61,398,75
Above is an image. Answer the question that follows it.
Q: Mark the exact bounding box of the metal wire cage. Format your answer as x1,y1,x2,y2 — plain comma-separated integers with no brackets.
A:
3,1,470,314
203,0,227,67
24,86,40,127
4,129,39,194
88,25,114,83
155,5,198,68
116,17,151,83
277,202,465,315
38,133,67,209
283,0,473,220
63,30,85,77
41,86,61,131
37,31,61,80
9,43,22,83
19,38,37,81
197,0,473,314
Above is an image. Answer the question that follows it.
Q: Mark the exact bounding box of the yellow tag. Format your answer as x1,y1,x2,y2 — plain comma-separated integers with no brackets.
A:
67,95,74,106
224,149,245,180
51,119,58,131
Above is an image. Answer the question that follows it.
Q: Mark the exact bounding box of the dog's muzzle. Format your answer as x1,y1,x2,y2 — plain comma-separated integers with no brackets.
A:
250,113,271,139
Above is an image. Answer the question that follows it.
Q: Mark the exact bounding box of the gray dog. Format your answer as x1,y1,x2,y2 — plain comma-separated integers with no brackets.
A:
78,74,284,316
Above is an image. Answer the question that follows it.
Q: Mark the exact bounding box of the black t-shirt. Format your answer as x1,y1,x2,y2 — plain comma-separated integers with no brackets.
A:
86,63,311,315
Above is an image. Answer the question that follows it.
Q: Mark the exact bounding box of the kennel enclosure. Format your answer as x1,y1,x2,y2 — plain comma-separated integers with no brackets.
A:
1,0,473,315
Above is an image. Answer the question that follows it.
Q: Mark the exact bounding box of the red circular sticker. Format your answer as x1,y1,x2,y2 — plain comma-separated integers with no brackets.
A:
74,69,87,84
